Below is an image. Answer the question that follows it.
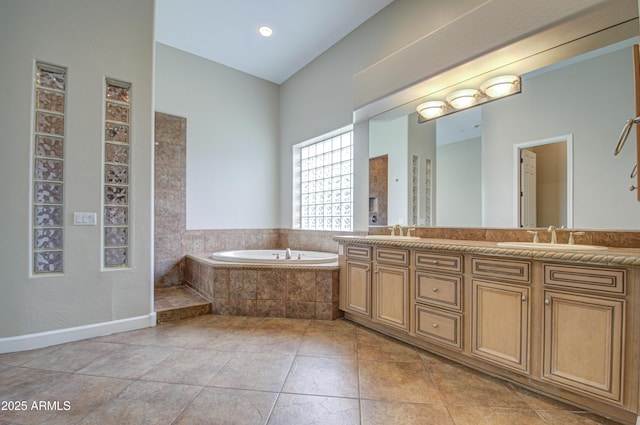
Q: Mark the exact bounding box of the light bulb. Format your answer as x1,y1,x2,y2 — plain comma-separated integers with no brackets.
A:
258,26,273,37
417,101,446,119
481,75,520,98
446,89,479,109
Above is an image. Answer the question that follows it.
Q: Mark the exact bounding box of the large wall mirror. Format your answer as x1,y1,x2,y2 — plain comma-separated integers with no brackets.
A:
368,34,640,230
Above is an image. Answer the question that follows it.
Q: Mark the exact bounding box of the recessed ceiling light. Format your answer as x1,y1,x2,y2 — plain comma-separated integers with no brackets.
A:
258,25,273,37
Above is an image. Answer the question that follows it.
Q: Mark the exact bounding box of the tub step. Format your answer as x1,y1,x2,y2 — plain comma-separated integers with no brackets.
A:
155,285,211,324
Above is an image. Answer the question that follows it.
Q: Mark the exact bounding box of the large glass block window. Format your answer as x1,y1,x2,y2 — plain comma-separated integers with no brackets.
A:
296,129,353,231
33,63,66,274
103,79,131,268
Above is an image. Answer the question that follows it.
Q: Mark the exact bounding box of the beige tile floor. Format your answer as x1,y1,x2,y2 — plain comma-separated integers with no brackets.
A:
0,315,625,425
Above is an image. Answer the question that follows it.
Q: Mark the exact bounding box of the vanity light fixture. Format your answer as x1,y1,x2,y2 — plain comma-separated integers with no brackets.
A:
258,25,273,37
417,75,521,122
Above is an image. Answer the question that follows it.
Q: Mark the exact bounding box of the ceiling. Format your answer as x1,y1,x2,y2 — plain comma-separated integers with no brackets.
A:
154,0,394,84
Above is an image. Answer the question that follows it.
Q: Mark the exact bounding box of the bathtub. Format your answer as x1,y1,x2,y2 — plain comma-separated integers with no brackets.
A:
186,250,341,320
210,249,338,265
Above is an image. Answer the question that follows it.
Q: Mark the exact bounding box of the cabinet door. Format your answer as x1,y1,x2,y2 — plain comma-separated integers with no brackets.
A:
543,290,625,402
471,279,530,373
374,264,409,331
345,260,371,317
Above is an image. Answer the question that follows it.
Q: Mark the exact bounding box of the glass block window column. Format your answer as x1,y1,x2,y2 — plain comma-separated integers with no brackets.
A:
33,63,66,274
425,158,432,226
296,130,353,231
411,155,419,226
103,79,131,268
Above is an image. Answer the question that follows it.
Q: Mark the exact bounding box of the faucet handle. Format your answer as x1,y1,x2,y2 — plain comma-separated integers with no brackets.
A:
568,231,585,245
526,230,539,243
406,228,416,237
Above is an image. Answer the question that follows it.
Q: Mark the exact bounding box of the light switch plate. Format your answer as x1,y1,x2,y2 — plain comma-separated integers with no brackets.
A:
73,212,97,226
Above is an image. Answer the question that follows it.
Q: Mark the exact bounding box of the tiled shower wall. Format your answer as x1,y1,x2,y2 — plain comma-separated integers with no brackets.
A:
154,112,187,288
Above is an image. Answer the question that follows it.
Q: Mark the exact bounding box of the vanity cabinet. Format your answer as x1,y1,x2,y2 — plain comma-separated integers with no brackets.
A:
336,239,639,424
470,257,531,373
373,248,409,331
542,264,626,403
413,251,463,349
343,245,372,318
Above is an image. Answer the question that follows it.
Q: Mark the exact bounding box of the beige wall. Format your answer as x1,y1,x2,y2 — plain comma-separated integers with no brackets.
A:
0,0,154,346
155,44,280,230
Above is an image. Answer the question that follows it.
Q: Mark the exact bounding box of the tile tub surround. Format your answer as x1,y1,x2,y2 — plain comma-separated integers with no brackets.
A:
0,315,624,425
185,255,341,320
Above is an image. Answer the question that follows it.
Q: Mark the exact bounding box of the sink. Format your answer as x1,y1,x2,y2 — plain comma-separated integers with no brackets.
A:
365,235,421,240
496,242,607,251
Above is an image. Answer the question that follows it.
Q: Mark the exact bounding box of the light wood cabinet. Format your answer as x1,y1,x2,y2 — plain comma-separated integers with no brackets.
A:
470,256,531,373
542,265,626,403
344,245,372,318
345,260,371,317
412,251,464,349
373,248,409,331
337,241,638,424
375,263,409,330
471,278,530,373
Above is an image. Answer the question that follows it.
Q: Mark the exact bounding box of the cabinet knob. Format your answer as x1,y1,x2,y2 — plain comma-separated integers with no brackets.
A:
432,260,439,265
521,295,527,302
432,323,438,328
365,267,370,272
432,287,438,293
545,299,550,305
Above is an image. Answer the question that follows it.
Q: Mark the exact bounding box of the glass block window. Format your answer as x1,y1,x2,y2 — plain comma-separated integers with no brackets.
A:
425,158,432,226
33,63,66,274
103,79,131,268
295,129,353,231
411,155,419,226
410,156,432,227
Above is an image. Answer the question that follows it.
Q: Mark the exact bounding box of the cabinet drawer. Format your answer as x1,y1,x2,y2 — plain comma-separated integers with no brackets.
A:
544,264,625,295
414,305,462,350
375,248,409,266
415,251,463,273
415,271,462,310
346,245,371,261
471,257,530,283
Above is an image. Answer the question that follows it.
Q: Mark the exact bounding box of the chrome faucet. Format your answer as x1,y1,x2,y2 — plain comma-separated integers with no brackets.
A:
547,225,557,244
285,248,292,259
391,224,404,236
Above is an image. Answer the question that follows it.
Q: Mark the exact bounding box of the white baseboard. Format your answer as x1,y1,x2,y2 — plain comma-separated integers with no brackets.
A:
0,313,157,354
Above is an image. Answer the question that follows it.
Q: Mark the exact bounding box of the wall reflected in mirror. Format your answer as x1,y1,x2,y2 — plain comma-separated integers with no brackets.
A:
369,37,640,230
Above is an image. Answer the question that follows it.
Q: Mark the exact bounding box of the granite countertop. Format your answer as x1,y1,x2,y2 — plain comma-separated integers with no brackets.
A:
333,235,640,267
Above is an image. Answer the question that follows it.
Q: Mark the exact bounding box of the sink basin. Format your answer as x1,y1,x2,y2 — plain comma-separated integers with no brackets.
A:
365,235,421,241
496,242,607,251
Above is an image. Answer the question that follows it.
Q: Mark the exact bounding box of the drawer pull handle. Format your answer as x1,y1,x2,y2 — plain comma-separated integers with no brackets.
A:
545,299,550,305
432,260,439,265
432,323,439,328
433,287,438,292
521,295,527,302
